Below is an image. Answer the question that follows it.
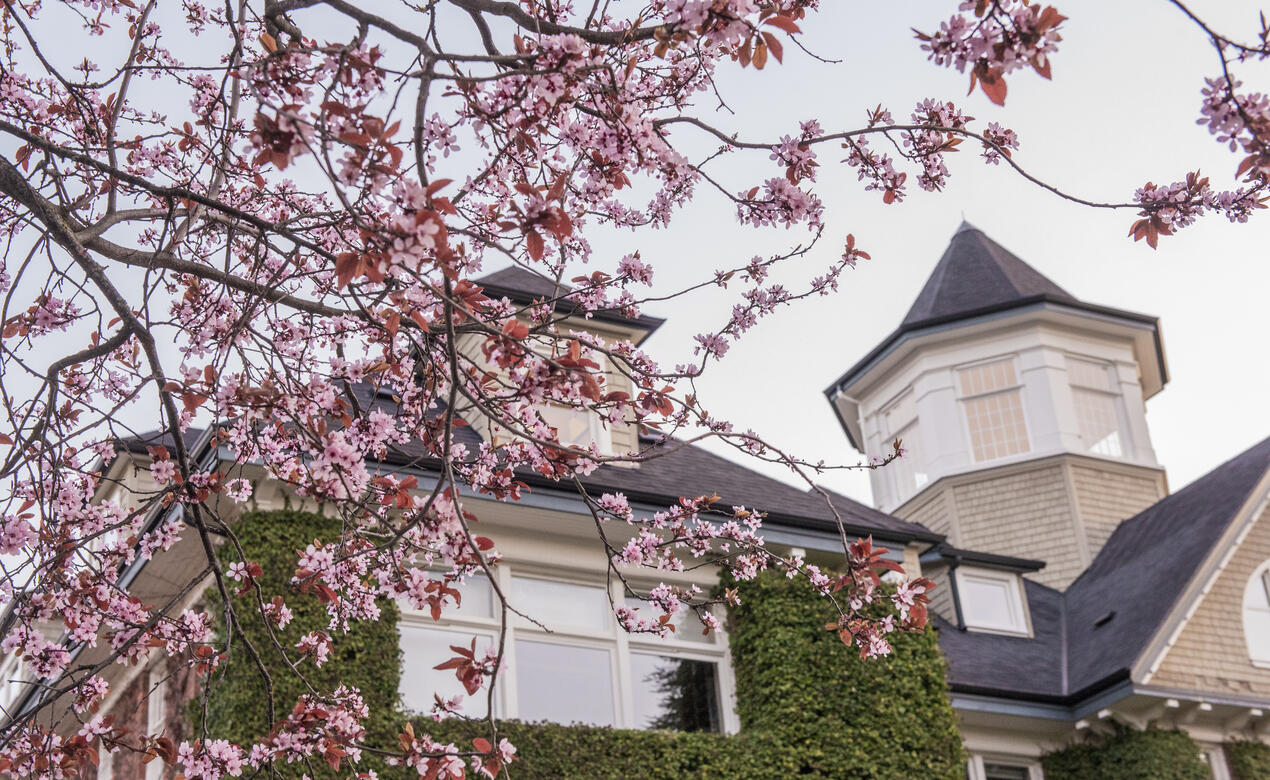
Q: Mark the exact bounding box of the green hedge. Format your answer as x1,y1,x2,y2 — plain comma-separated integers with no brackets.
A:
1043,726,1210,780
200,513,964,778
195,509,403,778
1227,740,1270,780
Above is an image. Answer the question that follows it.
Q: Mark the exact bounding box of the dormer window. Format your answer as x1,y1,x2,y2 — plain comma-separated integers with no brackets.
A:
956,567,1030,635
1243,561,1270,667
539,401,613,453
957,358,1030,463
879,391,927,502
1066,356,1128,458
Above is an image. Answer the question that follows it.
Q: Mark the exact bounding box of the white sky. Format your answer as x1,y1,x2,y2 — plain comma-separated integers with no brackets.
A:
7,0,1266,512
590,0,1270,506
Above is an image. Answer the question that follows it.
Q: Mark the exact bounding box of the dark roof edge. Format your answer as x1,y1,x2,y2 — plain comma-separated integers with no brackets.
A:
369,449,943,545
478,280,667,337
921,545,1046,573
947,668,1133,709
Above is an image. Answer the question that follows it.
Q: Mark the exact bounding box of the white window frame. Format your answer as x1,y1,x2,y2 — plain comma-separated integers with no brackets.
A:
966,754,1043,780
1242,560,1270,669
955,356,1032,464
397,564,739,733
0,653,25,717
956,567,1032,637
1066,355,1132,459
145,668,167,780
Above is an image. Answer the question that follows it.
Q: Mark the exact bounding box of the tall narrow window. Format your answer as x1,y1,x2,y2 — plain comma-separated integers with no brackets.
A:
1067,356,1128,458
957,358,1030,462
145,669,167,780
1243,562,1270,667
880,392,927,503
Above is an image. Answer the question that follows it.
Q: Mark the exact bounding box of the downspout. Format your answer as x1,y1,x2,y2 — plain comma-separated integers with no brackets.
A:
948,554,966,631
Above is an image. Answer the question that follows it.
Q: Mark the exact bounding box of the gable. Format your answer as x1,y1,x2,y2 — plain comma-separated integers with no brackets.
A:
1144,495,1270,698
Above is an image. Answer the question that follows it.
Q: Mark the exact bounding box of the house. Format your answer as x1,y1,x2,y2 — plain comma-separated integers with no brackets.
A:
9,225,1269,779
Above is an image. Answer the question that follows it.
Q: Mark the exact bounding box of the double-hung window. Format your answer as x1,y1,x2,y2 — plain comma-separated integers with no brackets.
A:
957,358,1030,463
1066,356,1128,458
398,567,735,732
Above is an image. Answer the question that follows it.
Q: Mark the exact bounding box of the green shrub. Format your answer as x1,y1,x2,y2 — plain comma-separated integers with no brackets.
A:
1043,725,1210,780
195,509,402,778
1227,740,1270,780
726,571,965,779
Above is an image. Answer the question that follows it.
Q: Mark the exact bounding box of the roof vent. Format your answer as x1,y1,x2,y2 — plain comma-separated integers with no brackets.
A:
1094,610,1116,628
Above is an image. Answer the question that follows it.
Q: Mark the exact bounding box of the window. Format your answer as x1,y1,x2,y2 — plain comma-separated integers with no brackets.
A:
146,669,167,780
879,392,928,502
398,567,734,732
957,568,1029,635
957,358,1030,462
0,654,25,716
539,402,612,453
1242,561,1270,667
1067,356,1128,458
967,756,1039,780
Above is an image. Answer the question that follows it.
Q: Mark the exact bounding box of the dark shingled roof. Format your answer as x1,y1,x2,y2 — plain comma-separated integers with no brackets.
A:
1062,435,1270,695
475,266,666,335
938,436,1270,703
937,579,1067,700
901,222,1076,329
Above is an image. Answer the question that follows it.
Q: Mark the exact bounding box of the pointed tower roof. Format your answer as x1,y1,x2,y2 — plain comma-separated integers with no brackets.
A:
824,224,1168,451
900,222,1078,329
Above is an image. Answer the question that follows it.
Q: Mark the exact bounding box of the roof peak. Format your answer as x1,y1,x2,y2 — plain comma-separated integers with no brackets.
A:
901,226,1076,329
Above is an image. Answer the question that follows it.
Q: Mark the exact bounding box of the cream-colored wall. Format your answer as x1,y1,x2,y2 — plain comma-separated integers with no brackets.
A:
1148,502,1270,698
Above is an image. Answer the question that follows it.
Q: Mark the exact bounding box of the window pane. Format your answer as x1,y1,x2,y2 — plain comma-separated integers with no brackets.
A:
417,573,494,620
962,390,1030,462
511,576,610,632
399,624,492,717
515,640,614,726
958,359,1018,396
622,598,715,644
630,653,721,732
1072,388,1123,457
1067,357,1113,391
983,763,1030,780
539,403,594,447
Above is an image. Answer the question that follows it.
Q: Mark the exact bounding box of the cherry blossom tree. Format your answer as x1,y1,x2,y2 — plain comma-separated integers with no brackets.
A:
0,0,1265,777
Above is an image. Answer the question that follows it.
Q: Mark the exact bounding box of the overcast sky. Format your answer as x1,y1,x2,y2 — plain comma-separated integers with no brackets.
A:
587,0,1270,506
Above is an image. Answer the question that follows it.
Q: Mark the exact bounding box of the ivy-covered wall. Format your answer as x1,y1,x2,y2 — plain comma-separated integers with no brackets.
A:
1042,726,1211,780
428,572,966,779
195,510,403,778
1226,739,1270,780
199,511,965,778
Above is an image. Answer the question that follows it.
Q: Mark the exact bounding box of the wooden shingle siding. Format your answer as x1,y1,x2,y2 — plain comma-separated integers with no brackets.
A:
1150,503,1270,697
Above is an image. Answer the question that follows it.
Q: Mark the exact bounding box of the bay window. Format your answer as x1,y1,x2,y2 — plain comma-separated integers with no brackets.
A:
398,567,736,731
957,358,1030,463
